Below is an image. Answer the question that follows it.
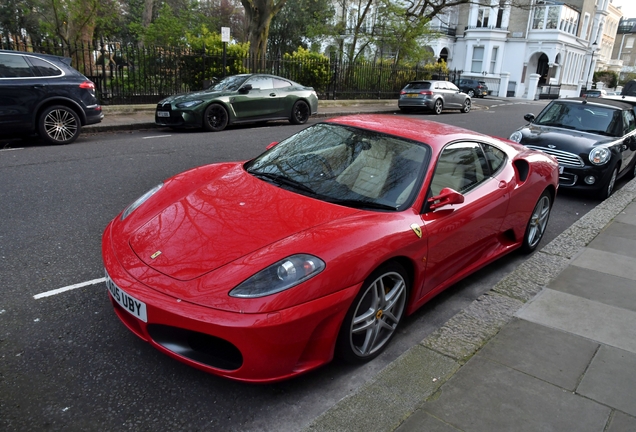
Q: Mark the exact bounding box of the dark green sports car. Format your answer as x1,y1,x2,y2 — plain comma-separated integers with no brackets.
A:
155,74,319,132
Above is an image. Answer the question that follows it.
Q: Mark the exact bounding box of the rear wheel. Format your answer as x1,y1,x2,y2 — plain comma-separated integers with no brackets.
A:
433,99,443,115
336,262,408,363
38,105,80,145
521,190,552,253
467,89,475,98
203,104,228,132
290,100,310,124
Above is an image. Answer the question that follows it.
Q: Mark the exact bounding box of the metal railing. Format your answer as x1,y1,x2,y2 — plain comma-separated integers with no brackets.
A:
1,38,459,104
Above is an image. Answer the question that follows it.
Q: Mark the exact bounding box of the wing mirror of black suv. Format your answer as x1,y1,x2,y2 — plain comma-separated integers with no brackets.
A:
239,84,253,94
524,113,535,122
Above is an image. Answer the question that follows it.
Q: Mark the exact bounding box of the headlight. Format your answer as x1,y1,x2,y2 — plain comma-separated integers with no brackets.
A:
589,147,611,165
121,184,163,220
509,131,523,143
176,100,203,108
229,254,326,298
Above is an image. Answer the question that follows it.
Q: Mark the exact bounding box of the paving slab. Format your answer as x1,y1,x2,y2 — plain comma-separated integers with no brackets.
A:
571,248,636,281
548,266,636,313
577,345,636,417
422,356,610,432
517,289,636,354
588,230,636,259
478,319,598,391
395,409,461,432
607,411,636,432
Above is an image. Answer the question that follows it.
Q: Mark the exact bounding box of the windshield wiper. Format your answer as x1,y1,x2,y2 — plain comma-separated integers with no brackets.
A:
248,171,316,195
325,198,397,211
580,129,614,136
539,122,576,130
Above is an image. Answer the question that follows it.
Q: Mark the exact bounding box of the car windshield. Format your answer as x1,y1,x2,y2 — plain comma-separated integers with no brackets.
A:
209,75,249,91
245,123,430,211
534,102,623,137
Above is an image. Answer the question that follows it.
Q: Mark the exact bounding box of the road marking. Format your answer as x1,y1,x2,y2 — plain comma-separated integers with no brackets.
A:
34,277,105,299
143,135,172,139
0,148,24,152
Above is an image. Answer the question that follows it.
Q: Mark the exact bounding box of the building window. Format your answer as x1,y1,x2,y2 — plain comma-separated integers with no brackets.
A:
472,47,484,73
627,37,635,49
582,13,590,40
490,47,498,73
477,7,490,27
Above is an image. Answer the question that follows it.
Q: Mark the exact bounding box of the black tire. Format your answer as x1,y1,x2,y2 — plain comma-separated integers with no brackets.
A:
599,166,618,200
433,99,443,115
203,104,229,132
467,89,475,98
38,105,81,145
461,99,471,113
336,262,408,364
520,190,552,254
290,100,310,125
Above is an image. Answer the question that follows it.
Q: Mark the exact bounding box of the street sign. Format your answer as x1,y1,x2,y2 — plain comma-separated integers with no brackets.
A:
221,27,230,43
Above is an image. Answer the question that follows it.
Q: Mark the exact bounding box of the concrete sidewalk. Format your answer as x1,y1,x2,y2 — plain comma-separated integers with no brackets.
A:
304,179,636,431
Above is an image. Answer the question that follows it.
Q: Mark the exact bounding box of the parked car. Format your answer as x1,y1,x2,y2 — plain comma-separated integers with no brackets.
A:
455,78,489,98
398,80,471,115
581,88,607,98
103,114,558,383
155,73,318,132
0,50,103,145
509,97,636,199
621,79,636,96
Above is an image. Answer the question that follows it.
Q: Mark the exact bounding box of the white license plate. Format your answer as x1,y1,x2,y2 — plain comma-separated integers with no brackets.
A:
407,94,420,98
559,165,564,174
105,273,148,322
157,111,170,117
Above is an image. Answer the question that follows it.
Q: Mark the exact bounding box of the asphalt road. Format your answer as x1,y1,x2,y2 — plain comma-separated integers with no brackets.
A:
0,99,615,431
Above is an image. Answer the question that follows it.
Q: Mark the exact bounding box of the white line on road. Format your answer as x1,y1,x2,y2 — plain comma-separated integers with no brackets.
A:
143,135,172,139
0,148,24,152
34,277,106,299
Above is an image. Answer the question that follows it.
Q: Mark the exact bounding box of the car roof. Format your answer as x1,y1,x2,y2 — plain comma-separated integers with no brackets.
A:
0,49,71,65
324,114,499,151
555,97,634,110
603,95,636,106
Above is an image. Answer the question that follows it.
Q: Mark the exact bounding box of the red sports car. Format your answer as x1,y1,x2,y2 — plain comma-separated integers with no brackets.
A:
102,115,559,383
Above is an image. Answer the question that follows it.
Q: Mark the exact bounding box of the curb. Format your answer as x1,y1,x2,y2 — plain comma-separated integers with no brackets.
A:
303,177,636,432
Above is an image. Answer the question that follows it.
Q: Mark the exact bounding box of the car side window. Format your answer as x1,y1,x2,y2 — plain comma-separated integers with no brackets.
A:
247,76,274,90
28,57,62,77
0,53,35,78
622,110,636,134
430,142,489,196
481,143,507,174
448,82,460,92
273,78,292,88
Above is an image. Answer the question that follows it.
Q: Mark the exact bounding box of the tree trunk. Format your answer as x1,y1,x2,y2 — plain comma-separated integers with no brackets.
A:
241,0,288,70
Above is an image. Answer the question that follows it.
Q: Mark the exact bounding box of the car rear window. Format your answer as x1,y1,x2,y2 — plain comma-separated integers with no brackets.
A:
405,82,431,90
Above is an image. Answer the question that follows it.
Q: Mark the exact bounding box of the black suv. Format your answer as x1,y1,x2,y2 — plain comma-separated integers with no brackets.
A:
455,78,489,98
0,50,103,144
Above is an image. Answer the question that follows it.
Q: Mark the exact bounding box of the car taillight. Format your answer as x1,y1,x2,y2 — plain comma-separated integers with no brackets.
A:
420,90,433,95
400,90,406,95
79,80,95,90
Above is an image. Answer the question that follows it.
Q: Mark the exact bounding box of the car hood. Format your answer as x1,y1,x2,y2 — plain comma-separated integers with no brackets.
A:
160,90,232,104
128,165,360,281
520,124,613,152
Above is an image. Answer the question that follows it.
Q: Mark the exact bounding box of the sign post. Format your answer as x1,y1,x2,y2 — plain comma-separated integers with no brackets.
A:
221,27,230,78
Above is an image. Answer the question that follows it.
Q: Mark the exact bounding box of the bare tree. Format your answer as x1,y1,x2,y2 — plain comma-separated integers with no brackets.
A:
240,0,287,68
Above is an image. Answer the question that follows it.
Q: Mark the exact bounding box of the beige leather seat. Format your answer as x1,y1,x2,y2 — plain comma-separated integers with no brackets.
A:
337,142,393,198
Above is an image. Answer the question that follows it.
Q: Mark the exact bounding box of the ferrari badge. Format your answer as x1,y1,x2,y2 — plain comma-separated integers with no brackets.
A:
150,250,162,259
410,224,422,238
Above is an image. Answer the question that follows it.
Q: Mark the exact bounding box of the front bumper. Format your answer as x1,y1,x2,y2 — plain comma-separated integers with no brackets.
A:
155,108,200,128
558,162,616,191
102,224,358,383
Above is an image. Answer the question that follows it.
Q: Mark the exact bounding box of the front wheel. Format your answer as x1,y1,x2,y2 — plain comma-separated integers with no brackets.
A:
521,190,552,254
336,262,408,364
461,99,471,113
433,99,443,115
290,100,310,125
203,104,229,132
38,105,80,145
599,167,618,200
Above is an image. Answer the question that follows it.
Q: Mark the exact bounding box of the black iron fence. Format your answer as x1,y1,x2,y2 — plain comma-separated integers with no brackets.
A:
1,38,461,105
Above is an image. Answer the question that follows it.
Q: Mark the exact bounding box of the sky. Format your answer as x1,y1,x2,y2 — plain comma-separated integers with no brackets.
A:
613,0,636,19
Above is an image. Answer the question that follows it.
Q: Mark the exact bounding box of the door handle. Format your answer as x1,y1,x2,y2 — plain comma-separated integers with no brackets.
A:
33,84,45,88
269,93,276,97
498,180,507,189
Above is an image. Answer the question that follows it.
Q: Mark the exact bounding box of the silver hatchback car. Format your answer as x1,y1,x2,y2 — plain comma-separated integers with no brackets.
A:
398,80,471,115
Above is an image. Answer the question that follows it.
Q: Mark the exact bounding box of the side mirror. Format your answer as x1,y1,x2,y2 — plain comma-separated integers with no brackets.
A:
239,84,253,94
266,141,279,150
524,113,535,122
428,188,464,210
